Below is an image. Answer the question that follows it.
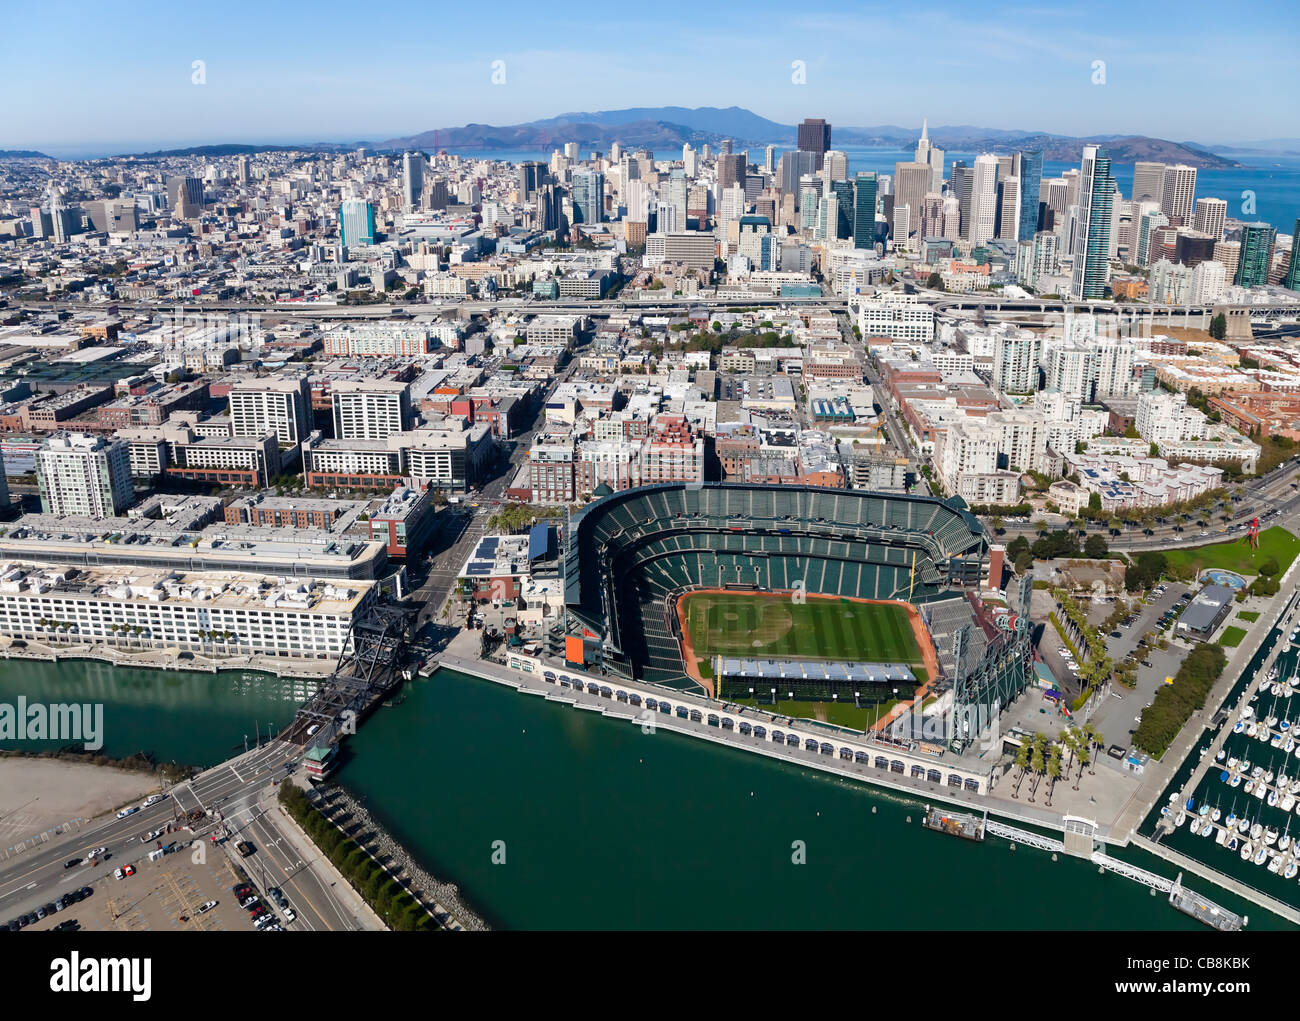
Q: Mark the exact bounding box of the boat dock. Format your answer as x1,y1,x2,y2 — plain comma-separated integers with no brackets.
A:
1169,873,1247,930
921,806,985,841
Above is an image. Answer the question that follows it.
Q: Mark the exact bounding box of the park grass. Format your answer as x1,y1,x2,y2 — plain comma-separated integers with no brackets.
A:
1236,611,1261,622
1160,526,1300,578
1219,626,1248,648
682,592,924,665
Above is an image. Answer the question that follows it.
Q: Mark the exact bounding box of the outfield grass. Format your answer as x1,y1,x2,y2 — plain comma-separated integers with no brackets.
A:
1219,626,1248,648
730,697,901,732
683,592,923,665
1160,526,1300,578
1237,611,1261,622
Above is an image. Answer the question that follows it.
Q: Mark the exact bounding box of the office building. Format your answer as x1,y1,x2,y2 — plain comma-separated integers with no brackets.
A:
402,152,424,210
1236,222,1276,287
1132,161,1166,204
968,155,999,245
1016,150,1043,242
797,118,831,169
1160,164,1197,225
571,170,605,225
853,173,878,249
1192,197,1227,241
166,176,203,217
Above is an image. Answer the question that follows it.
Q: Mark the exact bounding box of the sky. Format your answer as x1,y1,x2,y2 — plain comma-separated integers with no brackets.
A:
4,0,1298,157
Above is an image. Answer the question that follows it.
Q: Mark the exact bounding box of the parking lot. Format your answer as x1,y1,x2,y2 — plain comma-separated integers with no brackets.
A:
16,839,272,933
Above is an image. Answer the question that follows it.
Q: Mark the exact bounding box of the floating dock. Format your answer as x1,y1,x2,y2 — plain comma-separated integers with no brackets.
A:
921,806,985,841
1169,872,1247,930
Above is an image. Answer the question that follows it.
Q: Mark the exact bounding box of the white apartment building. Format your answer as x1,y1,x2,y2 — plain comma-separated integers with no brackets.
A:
0,564,373,660
35,433,133,519
991,330,1042,394
229,377,311,446
525,315,581,345
331,380,412,441
855,292,934,343
1136,391,1207,444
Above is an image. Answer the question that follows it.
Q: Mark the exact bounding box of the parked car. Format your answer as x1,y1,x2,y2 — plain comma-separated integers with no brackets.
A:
236,841,255,857
197,900,218,915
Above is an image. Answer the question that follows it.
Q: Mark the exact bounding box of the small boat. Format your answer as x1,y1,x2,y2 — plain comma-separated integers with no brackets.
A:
1270,790,1280,807
1175,811,1186,827
1227,836,1239,851
1285,862,1297,880
1201,822,1214,838
1217,749,1228,762
1168,791,1180,803
1241,841,1255,861
1231,772,1242,787
1190,818,1202,835
1287,739,1296,753
1248,723,1259,738
1269,855,1283,874
1283,796,1295,813
1266,769,1276,784
1255,847,1269,866
1274,734,1285,748
1216,827,1228,845
1212,805,1222,822
1238,817,1251,833
1245,780,1255,793
1266,827,1280,846
1234,720,1246,733
1255,783,1268,799
1251,822,1265,841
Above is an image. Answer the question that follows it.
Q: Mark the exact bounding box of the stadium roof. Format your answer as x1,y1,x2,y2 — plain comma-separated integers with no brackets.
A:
717,658,915,685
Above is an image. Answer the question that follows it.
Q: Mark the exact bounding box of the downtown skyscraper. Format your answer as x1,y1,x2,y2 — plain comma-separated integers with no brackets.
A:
1069,145,1114,300
1016,150,1043,243
853,172,878,250
402,152,424,210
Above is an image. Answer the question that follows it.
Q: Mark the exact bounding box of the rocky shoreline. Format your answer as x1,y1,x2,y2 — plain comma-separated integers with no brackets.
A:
314,783,490,932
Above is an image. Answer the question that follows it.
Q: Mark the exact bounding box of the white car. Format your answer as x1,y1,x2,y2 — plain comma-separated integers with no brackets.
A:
282,907,296,923
87,847,107,860
197,900,217,914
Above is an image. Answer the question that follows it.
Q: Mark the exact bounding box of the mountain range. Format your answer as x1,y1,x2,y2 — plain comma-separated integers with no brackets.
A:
100,106,1250,168
378,106,1243,168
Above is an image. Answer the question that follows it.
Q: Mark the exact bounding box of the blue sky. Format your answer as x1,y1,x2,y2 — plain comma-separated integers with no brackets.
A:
5,0,1297,156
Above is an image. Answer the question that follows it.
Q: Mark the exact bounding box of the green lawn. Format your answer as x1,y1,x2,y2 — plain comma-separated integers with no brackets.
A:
1236,611,1261,622
1160,526,1300,578
1219,626,1248,648
730,697,901,733
683,592,924,665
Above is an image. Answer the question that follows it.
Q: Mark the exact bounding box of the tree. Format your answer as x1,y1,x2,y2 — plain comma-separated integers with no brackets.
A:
1084,533,1109,559
927,271,943,289
1209,312,1227,340
1088,491,1102,513
1014,550,1034,574
1012,740,1031,798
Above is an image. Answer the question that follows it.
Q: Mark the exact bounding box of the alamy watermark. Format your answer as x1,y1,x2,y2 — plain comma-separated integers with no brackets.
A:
0,696,103,750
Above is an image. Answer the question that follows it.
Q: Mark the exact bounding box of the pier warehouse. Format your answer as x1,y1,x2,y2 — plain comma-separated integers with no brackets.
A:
0,563,374,660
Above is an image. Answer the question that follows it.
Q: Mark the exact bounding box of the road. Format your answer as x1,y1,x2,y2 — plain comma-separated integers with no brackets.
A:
0,742,367,931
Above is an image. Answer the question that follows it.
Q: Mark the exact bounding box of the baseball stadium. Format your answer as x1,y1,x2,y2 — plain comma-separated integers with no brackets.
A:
558,483,1033,744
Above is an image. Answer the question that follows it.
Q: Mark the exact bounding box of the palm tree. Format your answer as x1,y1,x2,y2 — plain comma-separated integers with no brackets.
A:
1082,723,1099,774
1012,740,1031,799
1046,744,1063,806
1029,738,1046,803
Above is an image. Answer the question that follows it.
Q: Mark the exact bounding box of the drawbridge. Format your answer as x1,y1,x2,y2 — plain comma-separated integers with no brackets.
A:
280,605,417,747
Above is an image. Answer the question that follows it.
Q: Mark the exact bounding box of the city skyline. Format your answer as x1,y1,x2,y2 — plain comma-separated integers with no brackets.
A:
7,0,1298,157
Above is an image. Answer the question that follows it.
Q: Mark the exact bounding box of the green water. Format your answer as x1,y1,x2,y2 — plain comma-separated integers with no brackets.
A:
0,658,306,766
2,659,1285,928
332,669,1282,930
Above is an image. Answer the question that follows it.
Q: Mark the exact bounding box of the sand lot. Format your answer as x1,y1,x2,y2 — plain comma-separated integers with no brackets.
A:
0,758,159,851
